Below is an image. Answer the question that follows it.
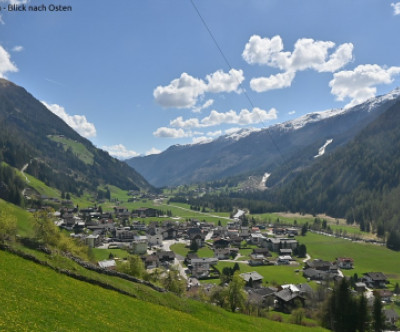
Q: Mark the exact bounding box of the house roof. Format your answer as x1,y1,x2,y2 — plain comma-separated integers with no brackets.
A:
275,288,301,302
240,271,264,282
364,272,387,281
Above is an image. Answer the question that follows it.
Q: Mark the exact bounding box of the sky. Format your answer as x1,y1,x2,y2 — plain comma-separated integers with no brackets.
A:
1,0,400,159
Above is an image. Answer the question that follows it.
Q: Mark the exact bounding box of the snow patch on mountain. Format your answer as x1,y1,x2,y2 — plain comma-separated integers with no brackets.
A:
260,172,271,187
223,127,262,141
314,139,333,158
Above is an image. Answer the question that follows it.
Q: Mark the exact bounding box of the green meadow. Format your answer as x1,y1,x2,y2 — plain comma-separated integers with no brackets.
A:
0,250,326,332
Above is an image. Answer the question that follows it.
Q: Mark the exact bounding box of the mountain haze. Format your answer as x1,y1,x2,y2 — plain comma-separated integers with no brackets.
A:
127,89,400,187
0,79,153,196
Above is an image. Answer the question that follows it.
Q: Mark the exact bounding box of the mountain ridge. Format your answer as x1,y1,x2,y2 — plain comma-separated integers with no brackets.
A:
127,89,400,187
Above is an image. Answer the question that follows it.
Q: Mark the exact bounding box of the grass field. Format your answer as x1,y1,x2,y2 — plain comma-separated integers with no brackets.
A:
300,232,400,286
170,243,214,259
0,199,34,237
0,250,327,332
48,135,94,165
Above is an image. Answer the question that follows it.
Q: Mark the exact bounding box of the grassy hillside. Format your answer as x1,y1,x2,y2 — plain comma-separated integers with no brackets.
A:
0,199,34,237
0,250,326,332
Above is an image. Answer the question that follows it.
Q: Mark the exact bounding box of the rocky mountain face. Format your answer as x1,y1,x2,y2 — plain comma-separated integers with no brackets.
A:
127,89,400,187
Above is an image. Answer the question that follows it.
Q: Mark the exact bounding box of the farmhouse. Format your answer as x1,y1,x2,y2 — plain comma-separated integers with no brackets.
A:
362,272,388,288
240,271,264,288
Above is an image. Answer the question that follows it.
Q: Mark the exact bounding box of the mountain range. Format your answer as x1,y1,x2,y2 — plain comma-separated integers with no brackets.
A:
127,88,400,187
0,79,153,198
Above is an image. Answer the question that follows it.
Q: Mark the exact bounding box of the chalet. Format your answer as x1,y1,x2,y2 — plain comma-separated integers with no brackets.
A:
249,253,267,266
355,282,367,293
214,248,230,260
239,226,250,238
240,271,264,288
230,236,242,248
133,208,158,218
374,289,393,302
190,258,218,279
162,227,178,240
303,268,340,281
280,248,293,256
362,272,388,288
252,248,271,258
274,288,305,313
249,233,265,245
130,235,148,255
115,228,135,241
384,309,399,327
247,287,277,308
305,259,335,271
336,257,354,269
213,238,230,249
142,254,159,269
277,255,292,265
85,234,100,248
157,251,175,263
113,206,129,217
188,227,205,248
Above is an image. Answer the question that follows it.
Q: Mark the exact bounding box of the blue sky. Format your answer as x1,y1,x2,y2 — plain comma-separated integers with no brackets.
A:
1,0,400,158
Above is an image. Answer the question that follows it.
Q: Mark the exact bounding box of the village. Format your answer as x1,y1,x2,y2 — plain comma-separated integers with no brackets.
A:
52,200,399,328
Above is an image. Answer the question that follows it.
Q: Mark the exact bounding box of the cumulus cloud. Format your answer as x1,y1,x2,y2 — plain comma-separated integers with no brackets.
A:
206,130,222,137
224,127,242,135
145,147,162,156
12,45,23,52
329,64,400,107
192,99,214,113
243,35,353,92
192,136,213,144
153,127,192,138
42,101,97,138
102,144,139,160
0,45,18,78
153,69,244,109
391,2,400,15
250,71,295,92
169,107,277,129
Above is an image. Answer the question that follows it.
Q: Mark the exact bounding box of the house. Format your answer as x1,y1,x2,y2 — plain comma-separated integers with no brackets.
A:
185,252,199,265
279,248,293,256
240,271,264,288
130,235,148,255
305,259,334,271
98,259,116,270
355,282,367,293
303,268,340,281
214,248,230,260
274,288,305,313
384,309,399,327
230,236,242,248
247,287,277,308
162,227,178,240
277,255,292,265
239,226,250,238
142,254,159,269
115,228,135,241
362,272,388,288
190,258,218,279
213,238,230,249
252,248,271,258
188,227,205,248
374,289,393,302
85,234,100,248
249,233,265,245
336,257,354,269
157,251,175,263
133,207,158,218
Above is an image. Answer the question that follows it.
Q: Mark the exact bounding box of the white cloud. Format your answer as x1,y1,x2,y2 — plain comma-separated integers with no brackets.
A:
102,144,139,160
243,35,353,92
205,69,244,93
170,107,277,129
145,147,162,156
0,14,4,25
0,45,18,78
206,130,222,137
42,101,97,138
192,99,214,113
329,64,400,107
192,136,213,144
153,127,192,138
153,72,207,109
391,2,400,15
154,69,244,109
224,127,242,135
12,46,23,52
250,71,295,92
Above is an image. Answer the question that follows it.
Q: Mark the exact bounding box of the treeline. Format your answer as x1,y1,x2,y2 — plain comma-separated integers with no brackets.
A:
0,161,24,205
169,194,282,214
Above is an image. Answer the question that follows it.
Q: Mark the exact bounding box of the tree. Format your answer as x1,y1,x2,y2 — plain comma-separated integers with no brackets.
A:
189,240,199,252
357,294,370,332
120,255,146,278
226,271,246,312
33,210,60,246
372,294,384,332
0,208,17,243
394,282,400,295
298,244,307,258
161,268,186,296
301,223,308,236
